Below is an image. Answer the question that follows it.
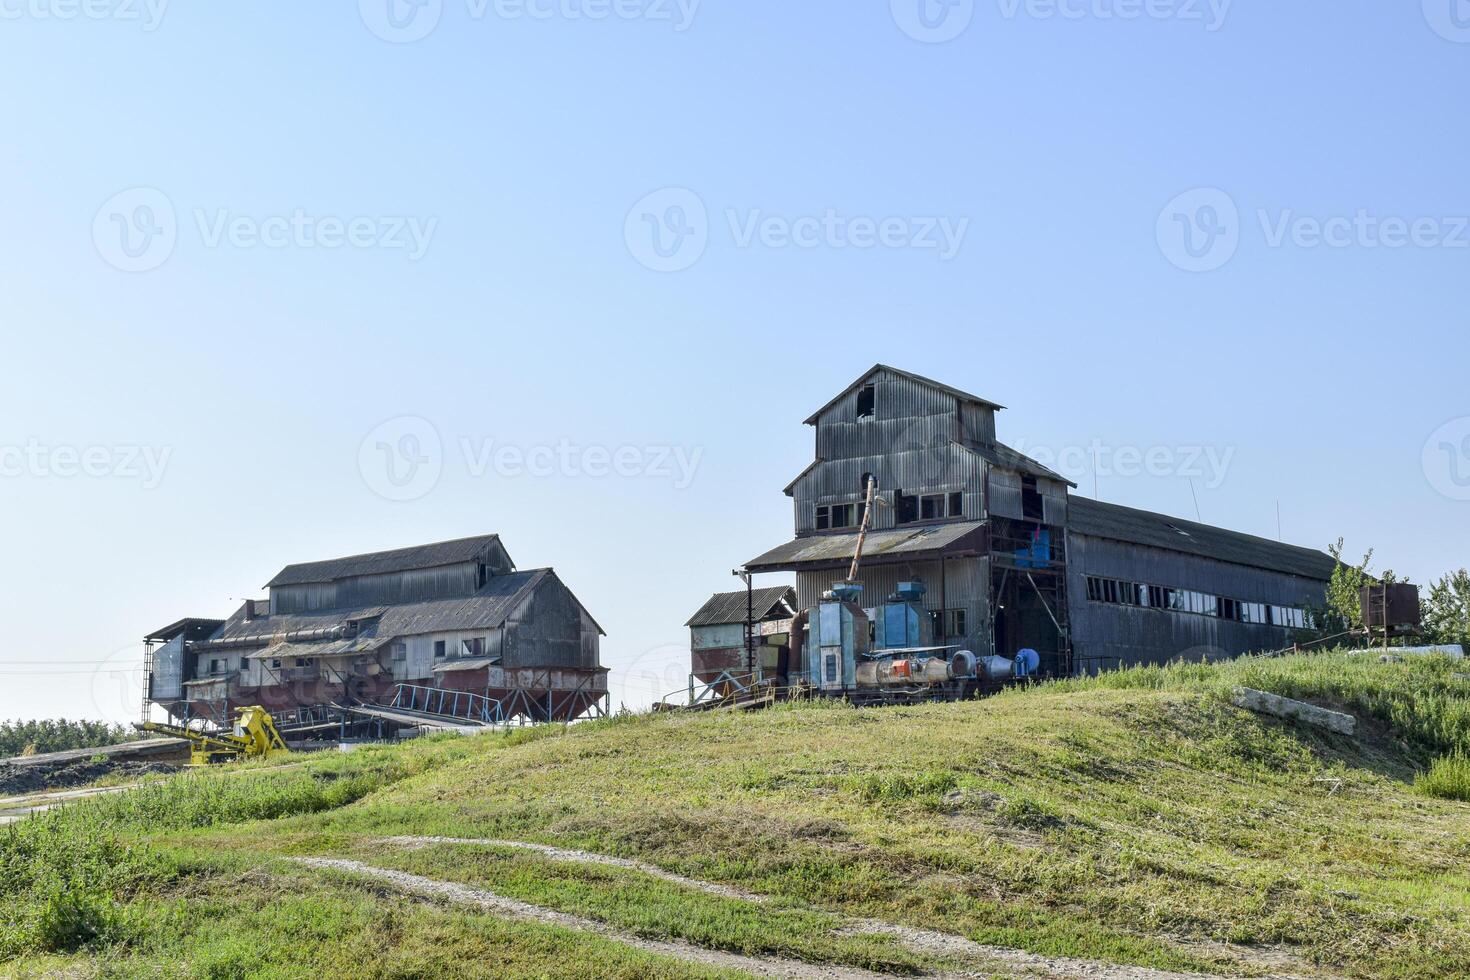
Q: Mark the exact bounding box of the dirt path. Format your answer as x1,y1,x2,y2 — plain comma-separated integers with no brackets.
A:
294,856,895,980
378,836,1327,980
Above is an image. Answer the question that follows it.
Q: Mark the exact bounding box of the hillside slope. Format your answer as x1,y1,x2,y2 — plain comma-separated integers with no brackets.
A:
5,651,1470,979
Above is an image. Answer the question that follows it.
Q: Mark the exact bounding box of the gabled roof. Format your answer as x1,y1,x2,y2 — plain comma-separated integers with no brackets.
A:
803,364,1006,425
686,586,798,627
1068,497,1337,581
265,534,512,588
209,568,603,650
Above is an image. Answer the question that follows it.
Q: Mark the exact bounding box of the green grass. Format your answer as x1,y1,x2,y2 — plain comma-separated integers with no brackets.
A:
1416,750,1470,801
6,650,1470,978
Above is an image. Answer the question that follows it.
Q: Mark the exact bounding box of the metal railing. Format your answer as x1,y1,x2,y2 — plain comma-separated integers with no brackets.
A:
387,684,503,724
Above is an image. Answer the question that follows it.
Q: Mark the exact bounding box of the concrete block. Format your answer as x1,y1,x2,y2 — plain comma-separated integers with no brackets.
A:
1231,687,1357,736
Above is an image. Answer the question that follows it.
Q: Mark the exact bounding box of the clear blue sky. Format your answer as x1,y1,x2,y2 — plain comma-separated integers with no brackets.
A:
1,2,1466,722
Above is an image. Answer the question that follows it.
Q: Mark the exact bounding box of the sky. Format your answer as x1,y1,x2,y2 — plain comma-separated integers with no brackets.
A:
0,0,1467,723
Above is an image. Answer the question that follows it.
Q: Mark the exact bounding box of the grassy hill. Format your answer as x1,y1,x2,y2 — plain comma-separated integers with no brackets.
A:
5,651,1470,978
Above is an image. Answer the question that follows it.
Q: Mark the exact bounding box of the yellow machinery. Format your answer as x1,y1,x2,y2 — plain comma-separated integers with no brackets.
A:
138,705,289,766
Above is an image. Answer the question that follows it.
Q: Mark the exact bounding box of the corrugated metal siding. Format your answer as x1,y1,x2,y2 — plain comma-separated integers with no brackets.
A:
1066,532,1329,669
794,444,987,534
271,562,482,614
502,572,600,670
150,635,185,700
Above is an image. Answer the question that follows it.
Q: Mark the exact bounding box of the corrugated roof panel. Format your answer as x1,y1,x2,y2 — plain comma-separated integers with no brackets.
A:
745,521,987,572
1068,497,1337,580
265,535,510,588
686,586,797,627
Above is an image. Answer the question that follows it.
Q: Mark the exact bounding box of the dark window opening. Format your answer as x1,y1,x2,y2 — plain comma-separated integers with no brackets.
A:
295,657,309,667
920,494,944,520
860,472,876,494
434,640,447,659
817,503,859,530
463,637,485,657
1218,598,1241,621
856,383,876,419
1021,476,1044,521
945,608,967,637
949,492,963,518
895,491,917,525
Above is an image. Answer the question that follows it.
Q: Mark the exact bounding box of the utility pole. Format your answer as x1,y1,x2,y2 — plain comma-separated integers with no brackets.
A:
732,568,755,680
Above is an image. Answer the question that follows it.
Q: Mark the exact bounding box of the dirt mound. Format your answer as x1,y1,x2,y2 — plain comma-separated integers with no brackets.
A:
0,759,179,796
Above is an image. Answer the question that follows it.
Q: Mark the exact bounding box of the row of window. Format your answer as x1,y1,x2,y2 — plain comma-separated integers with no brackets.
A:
1084,575,1311,629
815,490,965,531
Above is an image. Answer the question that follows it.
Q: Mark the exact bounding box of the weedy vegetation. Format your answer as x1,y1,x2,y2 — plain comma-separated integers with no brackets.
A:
5,651,1470,978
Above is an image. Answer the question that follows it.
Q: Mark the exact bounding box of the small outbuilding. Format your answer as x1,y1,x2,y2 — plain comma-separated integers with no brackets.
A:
686,586,798,685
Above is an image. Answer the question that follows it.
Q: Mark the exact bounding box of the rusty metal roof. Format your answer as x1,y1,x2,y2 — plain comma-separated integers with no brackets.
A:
265,534,511,588
1068,498,1337,580
745,521,988,573
686,586,797,627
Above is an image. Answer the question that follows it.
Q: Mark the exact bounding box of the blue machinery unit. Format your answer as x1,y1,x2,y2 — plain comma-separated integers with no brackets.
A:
806,580,1036,704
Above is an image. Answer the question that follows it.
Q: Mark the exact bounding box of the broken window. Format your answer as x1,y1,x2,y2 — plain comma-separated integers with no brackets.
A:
894,491,917,525
462,637,485,657
1218,597,1241,621
1021,476,1044,521
434,640,447,659
949,492,963,518
390,644,406,662
919,494,945,520
270,658,282,670
856,383,876,419
295,657,309,667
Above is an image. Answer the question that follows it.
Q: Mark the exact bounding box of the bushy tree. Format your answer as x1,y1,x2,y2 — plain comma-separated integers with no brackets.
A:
1423,570,1470,649
1320,539,1405,638
0,720,131,759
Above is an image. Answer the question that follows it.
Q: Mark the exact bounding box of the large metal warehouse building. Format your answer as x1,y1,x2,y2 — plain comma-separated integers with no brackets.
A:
743,365,1336,675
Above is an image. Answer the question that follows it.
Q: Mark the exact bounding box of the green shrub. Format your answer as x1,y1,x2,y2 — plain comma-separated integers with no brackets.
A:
1416,751,1470,802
